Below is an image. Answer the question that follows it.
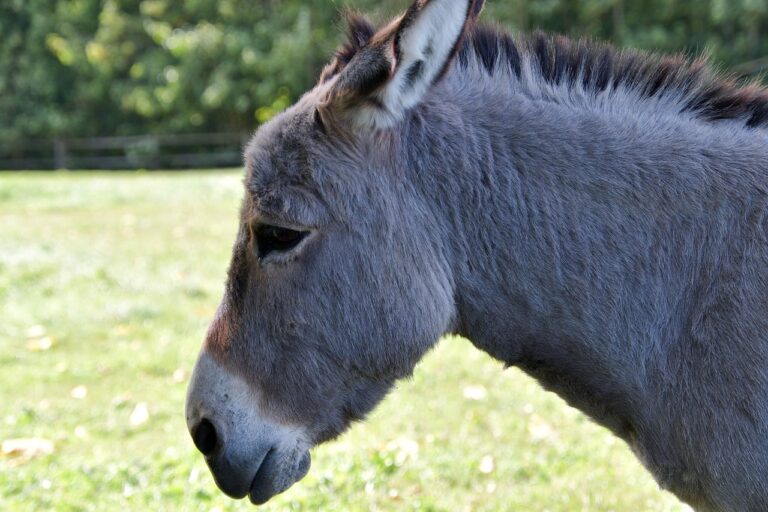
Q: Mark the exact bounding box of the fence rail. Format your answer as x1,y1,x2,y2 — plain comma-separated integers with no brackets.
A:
0,132,250,170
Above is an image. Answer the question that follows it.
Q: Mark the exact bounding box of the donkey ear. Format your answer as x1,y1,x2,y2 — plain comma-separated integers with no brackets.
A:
382,0,480,113
319,11,377,84
470,0,485,19
323,0,480,129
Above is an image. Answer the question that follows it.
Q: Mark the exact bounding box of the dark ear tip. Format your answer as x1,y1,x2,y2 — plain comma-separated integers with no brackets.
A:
344,10,376,48
470,0,486,19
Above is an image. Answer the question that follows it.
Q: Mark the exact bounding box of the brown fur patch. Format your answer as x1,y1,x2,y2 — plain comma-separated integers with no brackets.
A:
204,303,234,356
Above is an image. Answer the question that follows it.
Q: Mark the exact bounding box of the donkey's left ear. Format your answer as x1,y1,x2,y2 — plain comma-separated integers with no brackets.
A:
324,0,483,129
383,0,483,114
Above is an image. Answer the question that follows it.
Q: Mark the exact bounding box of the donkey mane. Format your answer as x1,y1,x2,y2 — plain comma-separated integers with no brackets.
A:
326,14,768,130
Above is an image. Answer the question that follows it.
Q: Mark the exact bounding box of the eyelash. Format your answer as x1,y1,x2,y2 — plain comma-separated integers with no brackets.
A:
254,225,308,261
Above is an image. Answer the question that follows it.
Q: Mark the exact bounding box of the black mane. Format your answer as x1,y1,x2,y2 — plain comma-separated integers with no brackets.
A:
458,25,768,129
326,14,768,130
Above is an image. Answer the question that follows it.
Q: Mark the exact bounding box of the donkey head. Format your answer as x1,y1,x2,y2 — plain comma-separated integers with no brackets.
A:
186,0,482,504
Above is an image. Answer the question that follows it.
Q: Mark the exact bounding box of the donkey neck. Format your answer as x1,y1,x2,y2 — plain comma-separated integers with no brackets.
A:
407,76,768,438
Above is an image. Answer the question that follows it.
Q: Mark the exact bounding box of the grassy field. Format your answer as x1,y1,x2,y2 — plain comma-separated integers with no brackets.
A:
0,171,687,511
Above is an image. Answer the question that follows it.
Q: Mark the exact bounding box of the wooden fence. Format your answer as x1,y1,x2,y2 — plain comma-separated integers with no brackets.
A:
0,132,250,170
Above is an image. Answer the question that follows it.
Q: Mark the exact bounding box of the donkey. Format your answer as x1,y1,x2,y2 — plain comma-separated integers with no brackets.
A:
186,0,768,509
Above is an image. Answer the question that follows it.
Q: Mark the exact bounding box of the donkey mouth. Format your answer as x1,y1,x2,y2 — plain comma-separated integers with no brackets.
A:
248,449,312,505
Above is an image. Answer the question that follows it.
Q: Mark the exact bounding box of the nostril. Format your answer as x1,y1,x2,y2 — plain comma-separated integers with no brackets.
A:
192,418,218,456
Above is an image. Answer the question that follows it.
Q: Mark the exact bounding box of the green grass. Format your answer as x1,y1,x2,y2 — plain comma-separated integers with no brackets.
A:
0,171,687,511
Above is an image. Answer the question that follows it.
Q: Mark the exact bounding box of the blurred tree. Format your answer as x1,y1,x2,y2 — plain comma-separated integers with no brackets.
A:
1,0,767,143
482,0,768,70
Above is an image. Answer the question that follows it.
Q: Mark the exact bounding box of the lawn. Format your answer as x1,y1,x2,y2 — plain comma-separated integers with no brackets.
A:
0,171,687,511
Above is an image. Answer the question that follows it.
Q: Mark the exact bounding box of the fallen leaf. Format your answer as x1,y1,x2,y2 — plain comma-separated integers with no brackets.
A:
129,402,149,426
384,437,419,465
70,386,87,399
2,438,54,463
26,336,54,352
25,325,45,338
479,455,495,474
113,324,131,336
172,368,187,383
528,414,559,442
463,385,487,401
188,467,200,484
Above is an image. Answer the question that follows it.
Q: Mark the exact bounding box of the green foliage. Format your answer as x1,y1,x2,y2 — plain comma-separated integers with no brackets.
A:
0,171,687,510
1,0,359,141
484,0,768,69
1,0,767,143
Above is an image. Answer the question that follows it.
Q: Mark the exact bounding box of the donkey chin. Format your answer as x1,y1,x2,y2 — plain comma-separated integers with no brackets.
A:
185,352,312,504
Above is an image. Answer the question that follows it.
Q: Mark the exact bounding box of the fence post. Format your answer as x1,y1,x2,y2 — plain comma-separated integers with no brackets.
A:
53,138,68,169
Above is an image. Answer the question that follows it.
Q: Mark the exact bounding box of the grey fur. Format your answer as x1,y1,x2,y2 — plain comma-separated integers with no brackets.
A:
187,1,768,509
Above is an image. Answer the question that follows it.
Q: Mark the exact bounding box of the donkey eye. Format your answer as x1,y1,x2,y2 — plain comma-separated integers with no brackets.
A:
255,225,308,260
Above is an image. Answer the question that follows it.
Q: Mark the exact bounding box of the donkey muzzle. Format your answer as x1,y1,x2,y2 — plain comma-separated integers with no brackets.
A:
186,352,311,504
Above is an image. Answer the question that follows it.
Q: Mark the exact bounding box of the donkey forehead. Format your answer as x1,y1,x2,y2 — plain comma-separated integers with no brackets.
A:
240,101,356,226
243,106,322,195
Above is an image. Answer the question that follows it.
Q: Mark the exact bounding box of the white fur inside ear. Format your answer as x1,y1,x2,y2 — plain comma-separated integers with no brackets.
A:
377,0,471,125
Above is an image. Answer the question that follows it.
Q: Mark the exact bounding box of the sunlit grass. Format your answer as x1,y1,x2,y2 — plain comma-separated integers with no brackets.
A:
0,171,686,511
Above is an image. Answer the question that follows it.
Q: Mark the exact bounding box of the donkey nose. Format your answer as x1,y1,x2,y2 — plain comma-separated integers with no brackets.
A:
192,418,219,456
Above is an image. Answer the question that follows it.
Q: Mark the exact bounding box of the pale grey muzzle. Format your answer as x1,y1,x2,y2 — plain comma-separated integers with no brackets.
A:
185,352,311,504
